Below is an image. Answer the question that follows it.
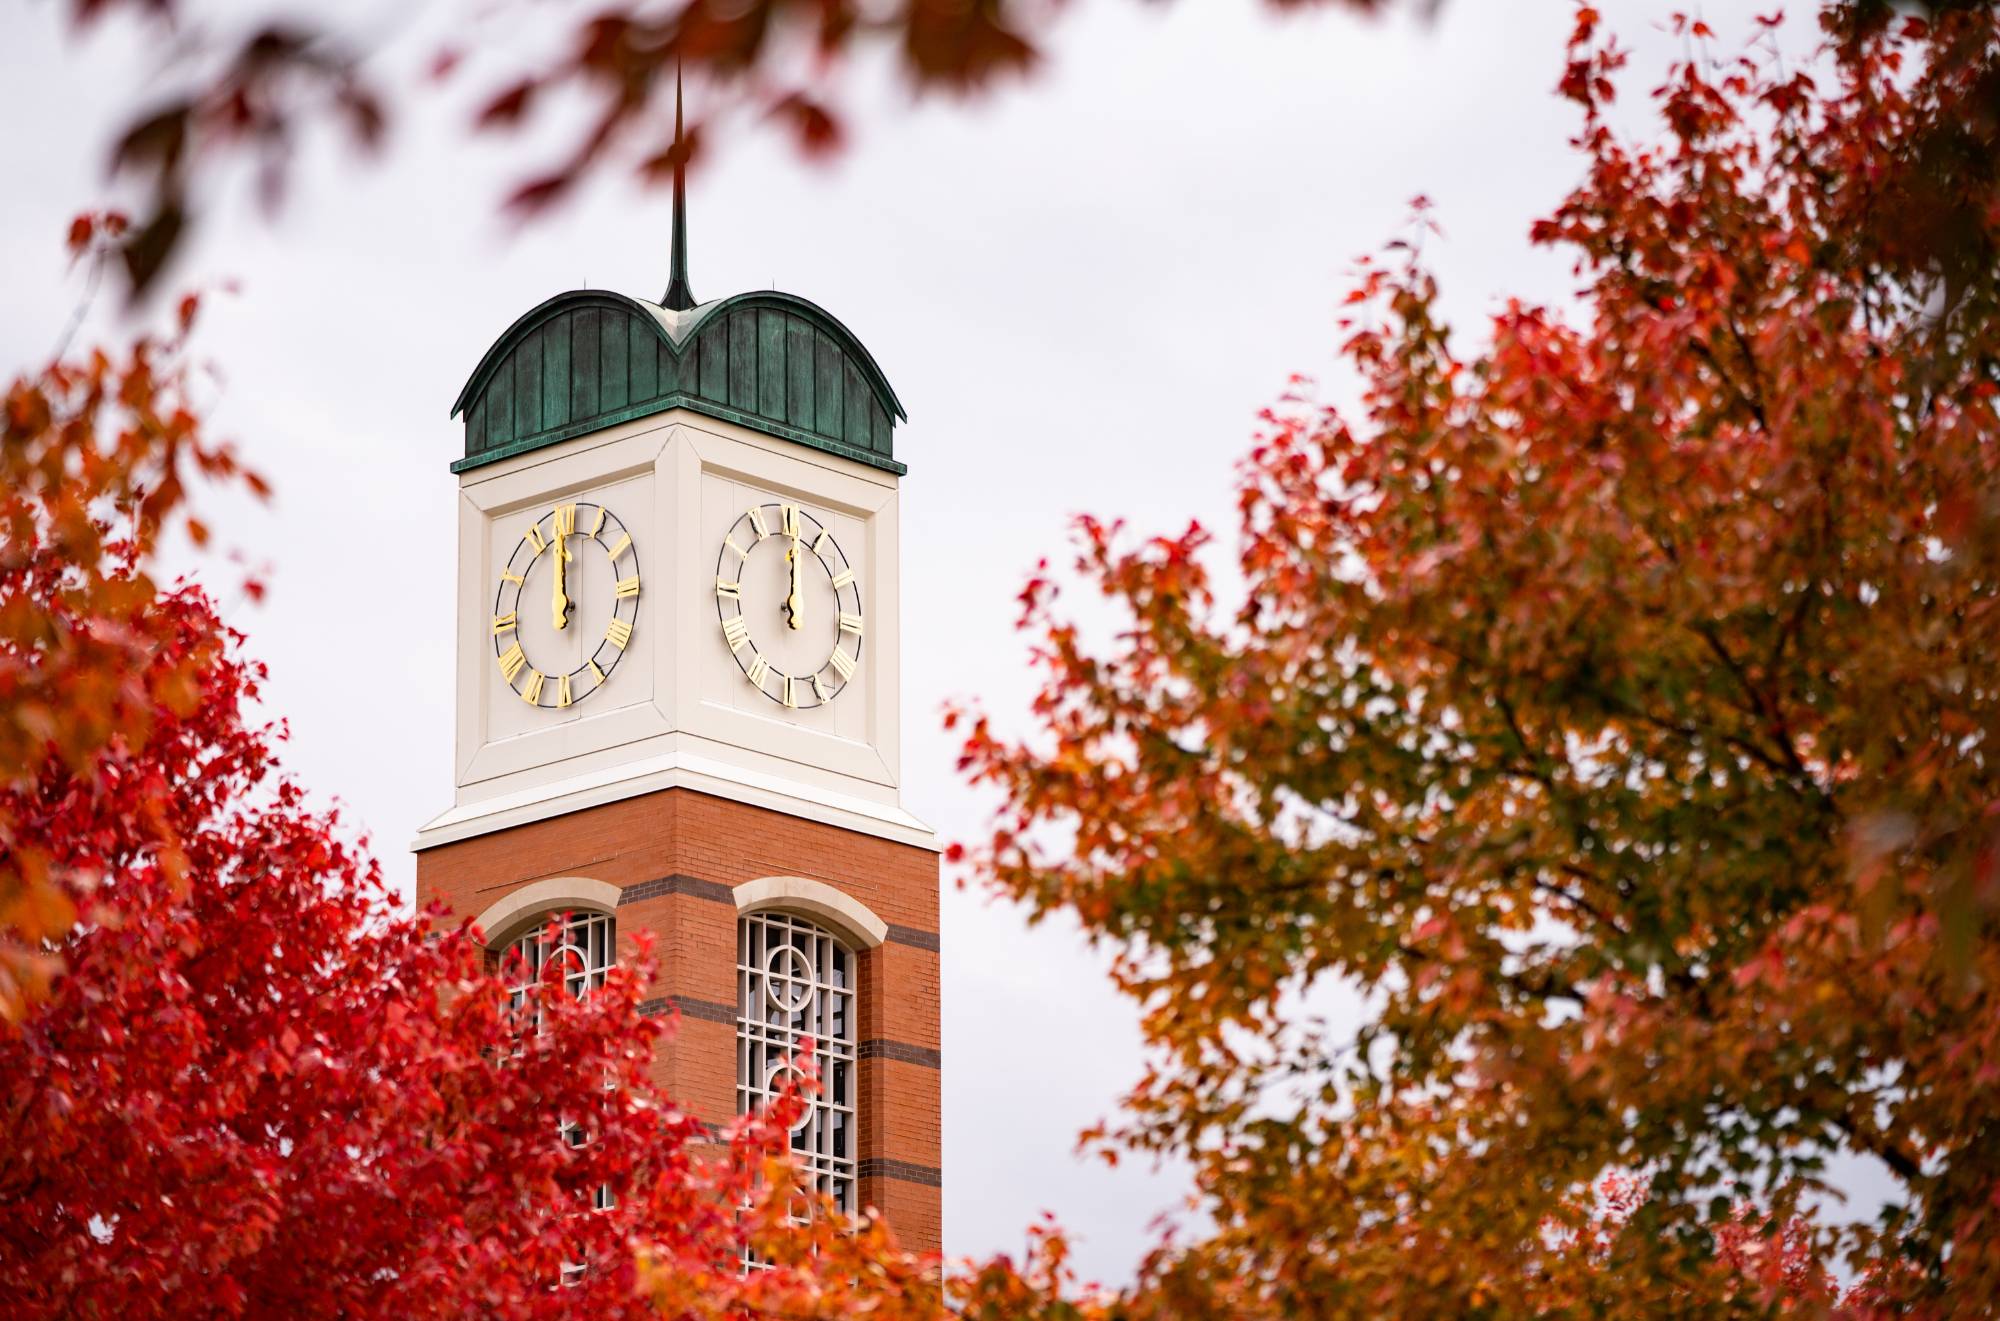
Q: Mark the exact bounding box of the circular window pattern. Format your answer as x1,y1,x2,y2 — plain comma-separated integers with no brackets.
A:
503,910,615,1035
764,1061,815,1131
762,943,814,1013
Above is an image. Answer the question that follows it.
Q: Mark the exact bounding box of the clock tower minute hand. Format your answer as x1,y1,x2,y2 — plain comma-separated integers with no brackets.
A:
784,534,804,631
551,527,571,631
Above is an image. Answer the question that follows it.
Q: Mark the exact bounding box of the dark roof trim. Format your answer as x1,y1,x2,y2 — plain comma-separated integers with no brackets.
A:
448,393,907,476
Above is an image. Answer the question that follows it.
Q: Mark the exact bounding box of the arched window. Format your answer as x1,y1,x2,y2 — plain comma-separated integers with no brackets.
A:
504,909,616,1031
503,908,617,1230
737,910,856,1212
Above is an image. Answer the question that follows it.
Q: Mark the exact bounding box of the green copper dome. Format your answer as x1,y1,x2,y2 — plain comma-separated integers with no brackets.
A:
448,288,906,475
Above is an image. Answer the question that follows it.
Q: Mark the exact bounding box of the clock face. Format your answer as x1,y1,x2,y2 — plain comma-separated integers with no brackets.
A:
714,501,861,710
492,501,640,709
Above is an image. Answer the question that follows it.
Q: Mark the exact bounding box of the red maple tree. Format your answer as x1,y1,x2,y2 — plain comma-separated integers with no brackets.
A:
0,259,960,1315
4,527,1002,1320
0,537,899,1314
0,217,254,1020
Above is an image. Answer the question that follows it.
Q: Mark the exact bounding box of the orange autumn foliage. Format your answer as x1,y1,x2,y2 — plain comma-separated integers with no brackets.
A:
0,217,260,1019
952,9,2000,1316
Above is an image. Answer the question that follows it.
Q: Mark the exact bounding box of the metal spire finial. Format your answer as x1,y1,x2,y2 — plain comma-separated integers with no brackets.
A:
661,66,697,311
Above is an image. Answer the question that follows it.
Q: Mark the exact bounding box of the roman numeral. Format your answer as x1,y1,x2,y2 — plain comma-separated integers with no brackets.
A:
829,568,854,590
812,530,830,556
782,676,797,708
747,506,769,539
614,575,641,599
500,570,524,585
605,618,632,650
589,506,606,536
810,674,829,703
781,504,799,537
827,647,855,681
554,504,576,538
524,524,547,555
520,671,545,705
746,654,770,688
838,612,864,636
721,616,749,651
497,642,527,683
557,673,572,708
716,578,741,598
725,535,748,560
492,611,517,634
587,660,606,686
606,533,631,561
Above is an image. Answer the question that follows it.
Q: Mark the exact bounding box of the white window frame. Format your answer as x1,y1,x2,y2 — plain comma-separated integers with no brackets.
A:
502,908,619,1236
737,909,858,1214
504,908,616,1031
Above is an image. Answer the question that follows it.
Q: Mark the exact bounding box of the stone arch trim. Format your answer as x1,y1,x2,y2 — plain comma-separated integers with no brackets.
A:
732,876,887,950
472,876,623,947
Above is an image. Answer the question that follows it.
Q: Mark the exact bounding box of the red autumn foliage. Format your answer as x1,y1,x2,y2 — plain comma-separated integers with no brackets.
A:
0,535,956,1313
0,244,964,1312
0,230,1099,1316
0,553,1000,1318
13,1,2000,1316
54,1,1996,302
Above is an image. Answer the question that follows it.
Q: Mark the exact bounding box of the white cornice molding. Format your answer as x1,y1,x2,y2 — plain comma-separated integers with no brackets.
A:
412,750,939,855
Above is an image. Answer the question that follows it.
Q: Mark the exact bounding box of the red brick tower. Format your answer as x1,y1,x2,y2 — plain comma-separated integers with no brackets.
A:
413,143,940,1248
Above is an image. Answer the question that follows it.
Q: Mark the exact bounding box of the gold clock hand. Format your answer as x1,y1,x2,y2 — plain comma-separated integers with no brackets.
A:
551,526,570,631
785,535,804,631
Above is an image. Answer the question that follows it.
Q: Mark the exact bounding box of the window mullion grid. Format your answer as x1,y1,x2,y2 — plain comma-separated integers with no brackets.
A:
736,910,857,1256
503,909,618,1281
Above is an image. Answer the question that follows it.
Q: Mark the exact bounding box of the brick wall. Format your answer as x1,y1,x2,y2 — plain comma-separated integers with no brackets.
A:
415,787,943,1253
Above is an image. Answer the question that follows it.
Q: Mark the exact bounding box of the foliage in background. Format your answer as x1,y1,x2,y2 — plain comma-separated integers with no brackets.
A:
952,8,2000,1315
49,0,1999,303
0,218,258,1019
59,0,1390,299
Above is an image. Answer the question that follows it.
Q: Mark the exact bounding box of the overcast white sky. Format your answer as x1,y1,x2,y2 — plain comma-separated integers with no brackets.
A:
3,0,1828,1285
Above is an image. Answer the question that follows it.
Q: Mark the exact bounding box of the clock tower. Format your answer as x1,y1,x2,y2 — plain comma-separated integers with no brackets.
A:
413,107,942,1251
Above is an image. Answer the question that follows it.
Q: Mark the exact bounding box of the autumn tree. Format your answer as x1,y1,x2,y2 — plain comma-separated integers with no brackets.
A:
0,489,961,1317
0,257,959,1315
0,219,253,1021
954,8,2000,1316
